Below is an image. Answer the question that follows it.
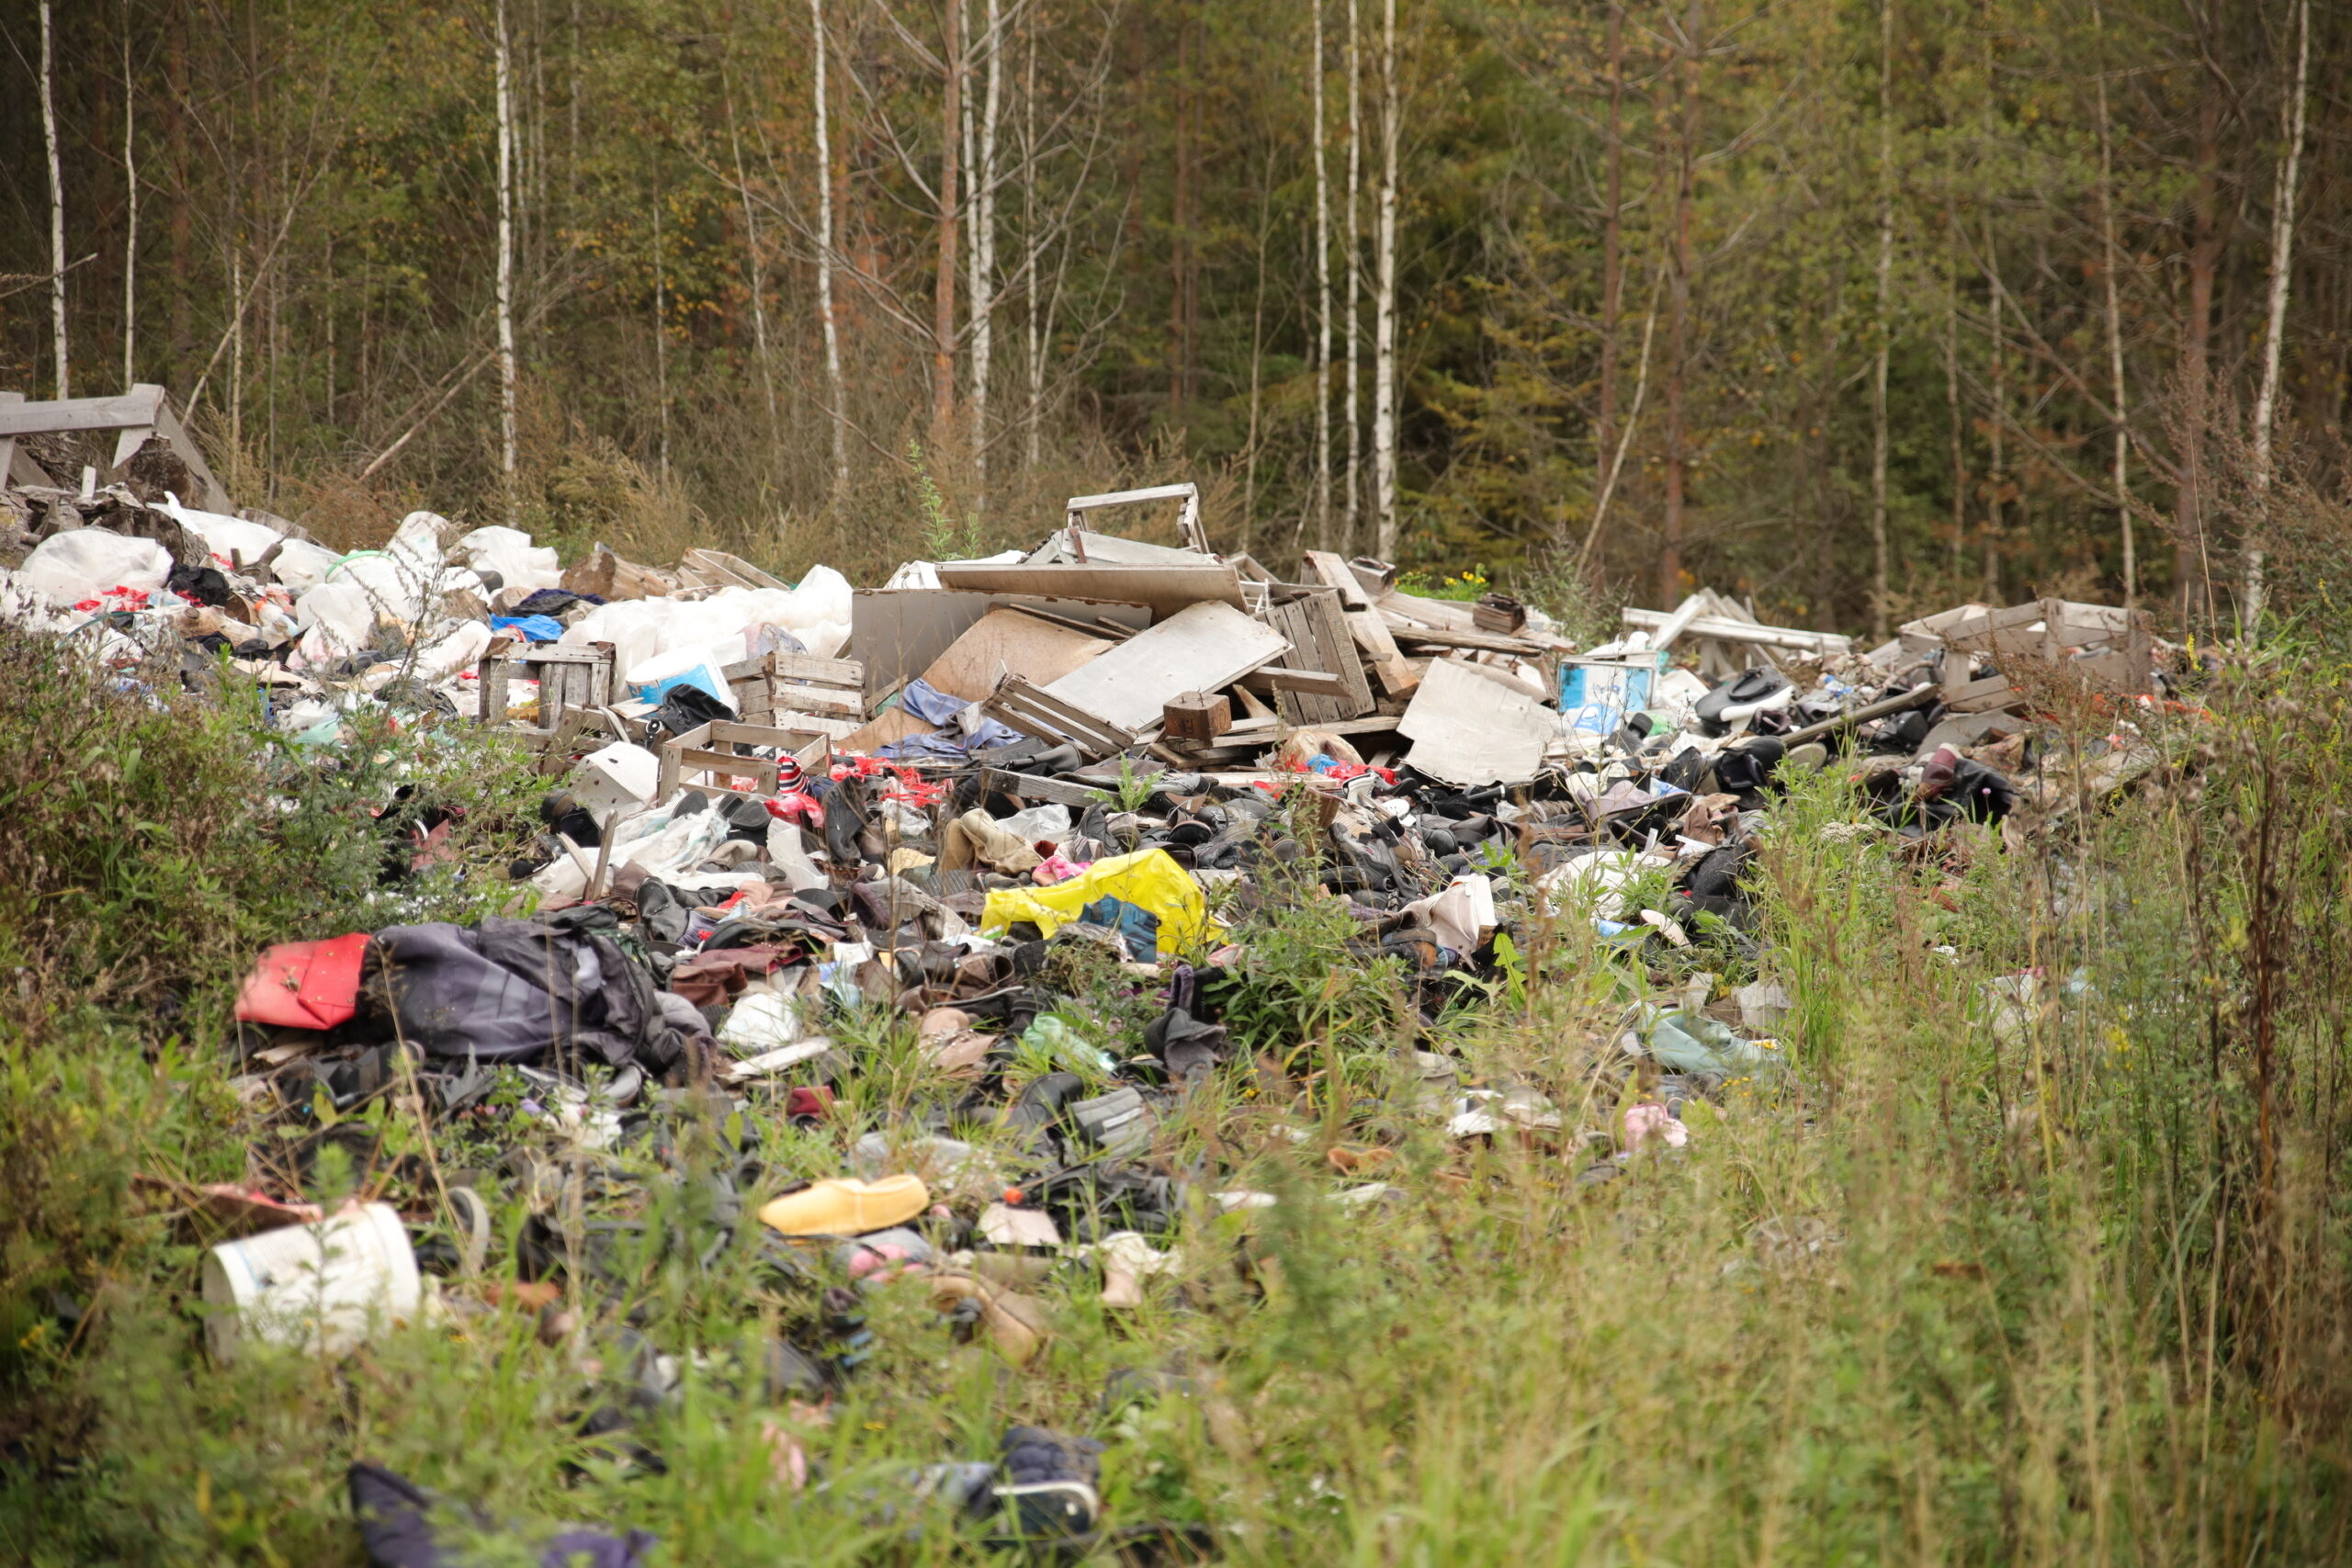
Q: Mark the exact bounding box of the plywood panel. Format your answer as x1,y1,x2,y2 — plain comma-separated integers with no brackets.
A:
1041,601,1289,732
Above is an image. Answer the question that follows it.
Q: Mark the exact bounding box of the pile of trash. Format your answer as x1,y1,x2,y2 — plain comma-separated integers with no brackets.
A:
0,393,2197,1555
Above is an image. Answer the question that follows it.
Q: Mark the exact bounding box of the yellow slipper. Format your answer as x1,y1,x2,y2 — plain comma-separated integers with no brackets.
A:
757,1174,931,1237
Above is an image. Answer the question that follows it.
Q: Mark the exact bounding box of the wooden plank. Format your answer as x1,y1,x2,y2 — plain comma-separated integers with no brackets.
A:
770,686,865,716
934,560,1246,617
1298,588,1375,716
999,602,1136,642
1645,592,1709,652
1388,625,1555,655
770,652,864,685
1308,560,1421,696
1243,666,1351,697
1618,607,1852,655
1300,549,1373,609
978,769,1102,808
1265,599,1347,726
1041,600,1290,732
772,710,863,739
979,674,1138,759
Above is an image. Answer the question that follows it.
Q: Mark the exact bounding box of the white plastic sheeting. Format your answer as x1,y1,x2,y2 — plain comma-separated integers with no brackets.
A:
449,525,562,593
560,565,854,673
12,529,174,604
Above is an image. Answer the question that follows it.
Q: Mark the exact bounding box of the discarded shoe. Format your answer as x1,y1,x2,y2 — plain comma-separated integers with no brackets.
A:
757,1174,930,1237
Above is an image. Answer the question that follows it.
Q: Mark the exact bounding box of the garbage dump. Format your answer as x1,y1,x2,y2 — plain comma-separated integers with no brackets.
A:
0,427,2202,1553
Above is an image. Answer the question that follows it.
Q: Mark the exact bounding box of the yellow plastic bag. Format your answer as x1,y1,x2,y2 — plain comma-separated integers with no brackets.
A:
980,848,1222,953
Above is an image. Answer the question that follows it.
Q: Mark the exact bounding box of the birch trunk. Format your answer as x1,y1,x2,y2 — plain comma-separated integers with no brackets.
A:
124,4,139,389
1868,0,1894,641
2175,89,2221,620
652,193,669,478
40,0,69,399
1310,0,1332,550
1944,243,1964,581
1343,0,1363,547
1659,1,1701,605
809,0,848,501
933,0,964,451
495,0,520,507
1592,0,1623,552
2093,0,2132,603
1372,0,1399,558
968,0,1002,502
725,83,780,473
1022,10,1042,469
1982,210,2003,602
2245,0,2311,633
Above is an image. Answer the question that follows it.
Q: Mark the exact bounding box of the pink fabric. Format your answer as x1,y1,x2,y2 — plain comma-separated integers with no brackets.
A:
1032,853,1091,886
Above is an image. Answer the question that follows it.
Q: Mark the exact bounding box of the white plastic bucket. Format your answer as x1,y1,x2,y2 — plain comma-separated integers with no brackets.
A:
199,1202,423,1364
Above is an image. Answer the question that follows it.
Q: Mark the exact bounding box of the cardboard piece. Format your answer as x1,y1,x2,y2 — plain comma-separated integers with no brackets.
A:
920,609,1114,703
850,590,1148,701
1397,658,1551,786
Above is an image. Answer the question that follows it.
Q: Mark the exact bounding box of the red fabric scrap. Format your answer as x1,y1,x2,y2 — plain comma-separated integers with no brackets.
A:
234,931,372,1031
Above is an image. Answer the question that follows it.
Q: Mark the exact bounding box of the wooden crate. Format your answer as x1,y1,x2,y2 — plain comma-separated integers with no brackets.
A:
723,650,866,729
1939,598,2153,706
657,720,836,799
481,644,614,744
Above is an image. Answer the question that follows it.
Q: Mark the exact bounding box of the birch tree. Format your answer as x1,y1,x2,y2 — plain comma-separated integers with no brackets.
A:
1868,0,1894,639
40,0,69,398
2245,0,2310,632
964,0,1003,503
123,3,140,389
809,0,848,502
1310,0,1333,548
1372,0,1399,557
1343,0,1363,546
2093,0,2131,602
494,0,520,508
933,0,963,451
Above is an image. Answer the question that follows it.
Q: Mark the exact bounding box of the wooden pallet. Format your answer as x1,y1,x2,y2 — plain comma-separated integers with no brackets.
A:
657,720,836,799
978,672,1138,760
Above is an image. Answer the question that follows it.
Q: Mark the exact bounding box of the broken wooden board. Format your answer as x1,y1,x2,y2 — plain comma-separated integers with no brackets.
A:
979,674,1139,760
919,608,1114,703
1396,657,1551,786
677,548,788,592
978,769,1105,808
1619,605,1852,657
1303,550,1418,697
1040,600,1291,733
1264,588,1376,724
934,560,1245,618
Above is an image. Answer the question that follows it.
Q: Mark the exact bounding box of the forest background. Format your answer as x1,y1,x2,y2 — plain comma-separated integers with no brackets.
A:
4,0,2346,639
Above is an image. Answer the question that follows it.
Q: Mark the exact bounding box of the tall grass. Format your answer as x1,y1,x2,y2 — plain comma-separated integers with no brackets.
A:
2,625,2348,1564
